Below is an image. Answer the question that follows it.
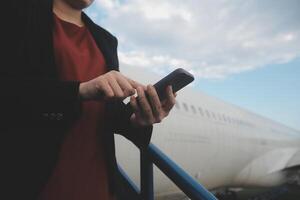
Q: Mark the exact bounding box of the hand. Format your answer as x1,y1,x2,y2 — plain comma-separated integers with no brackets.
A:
79,70,142,101
129,85,176,127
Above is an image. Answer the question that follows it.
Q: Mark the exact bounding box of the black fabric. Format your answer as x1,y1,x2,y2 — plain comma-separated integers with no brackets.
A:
1,0,152,199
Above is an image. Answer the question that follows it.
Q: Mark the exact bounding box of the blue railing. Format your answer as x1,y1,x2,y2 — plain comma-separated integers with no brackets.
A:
117,143,218,200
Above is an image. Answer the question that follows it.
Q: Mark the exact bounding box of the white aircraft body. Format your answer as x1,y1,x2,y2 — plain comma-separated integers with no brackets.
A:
114,66,300,197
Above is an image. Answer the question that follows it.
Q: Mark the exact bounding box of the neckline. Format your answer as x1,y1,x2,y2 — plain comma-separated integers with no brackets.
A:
53,12,86,29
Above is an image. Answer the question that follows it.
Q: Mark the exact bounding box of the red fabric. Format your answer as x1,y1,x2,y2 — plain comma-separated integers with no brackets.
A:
39,14,115,200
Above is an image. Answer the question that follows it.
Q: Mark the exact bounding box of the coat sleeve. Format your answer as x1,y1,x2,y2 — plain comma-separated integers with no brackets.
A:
1,1,83,129
0,79,83,129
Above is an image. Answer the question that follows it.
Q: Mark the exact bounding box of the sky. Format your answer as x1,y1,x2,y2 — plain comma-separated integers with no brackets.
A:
86,0,300,131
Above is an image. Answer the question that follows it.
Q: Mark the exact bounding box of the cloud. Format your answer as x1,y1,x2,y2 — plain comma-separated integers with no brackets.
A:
89,0,300,79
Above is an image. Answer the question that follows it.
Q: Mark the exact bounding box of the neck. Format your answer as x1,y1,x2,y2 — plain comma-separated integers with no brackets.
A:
53,0,84,27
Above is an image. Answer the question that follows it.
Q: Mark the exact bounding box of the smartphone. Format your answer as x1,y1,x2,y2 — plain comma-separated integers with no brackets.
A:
152,68,194,101
125,68,194,115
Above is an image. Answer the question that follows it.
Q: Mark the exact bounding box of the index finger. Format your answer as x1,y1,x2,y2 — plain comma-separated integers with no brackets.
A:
126,77,146,90
162,85,176,110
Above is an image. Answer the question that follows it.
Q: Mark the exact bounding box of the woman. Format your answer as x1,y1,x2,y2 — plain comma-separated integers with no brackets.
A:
2,0,176,199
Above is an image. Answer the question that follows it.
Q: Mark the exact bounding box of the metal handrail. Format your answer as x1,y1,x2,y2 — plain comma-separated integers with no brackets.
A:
118,143,218,200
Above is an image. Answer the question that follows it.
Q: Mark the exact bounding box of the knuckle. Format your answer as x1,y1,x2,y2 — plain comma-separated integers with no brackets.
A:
106,73,113,80
144,108,152,114
147,86,154,93
115,71,121,77
139,94,145,100
111,70,117,74
128,88,135,95
123,91,129,97
96,78,104,86
124,89,132,96
108,71,117,78
156,104,162,111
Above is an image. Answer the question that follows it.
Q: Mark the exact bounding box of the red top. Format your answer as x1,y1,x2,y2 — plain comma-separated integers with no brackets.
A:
39,14,115,200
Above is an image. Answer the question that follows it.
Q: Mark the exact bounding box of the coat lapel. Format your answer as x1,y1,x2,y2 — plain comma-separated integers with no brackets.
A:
82,13,119,71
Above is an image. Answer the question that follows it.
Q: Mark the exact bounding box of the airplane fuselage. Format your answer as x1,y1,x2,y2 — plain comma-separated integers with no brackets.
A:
115,66,300,196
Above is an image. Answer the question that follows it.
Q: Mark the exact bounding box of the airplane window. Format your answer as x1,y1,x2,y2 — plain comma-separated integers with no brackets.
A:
227,117,232,123
222,114,227,122
218,114,223,121
198,107,203,115
183,103,189,112
211,112,216,119
175,101,180,109
191,105,197,114
205,110,210,118
232,118,237,124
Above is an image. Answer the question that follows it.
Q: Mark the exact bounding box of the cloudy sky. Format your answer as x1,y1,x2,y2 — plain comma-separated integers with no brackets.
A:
86,0,300,130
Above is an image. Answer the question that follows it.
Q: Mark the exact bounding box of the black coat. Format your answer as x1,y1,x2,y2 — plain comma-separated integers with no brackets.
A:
2,0,152,199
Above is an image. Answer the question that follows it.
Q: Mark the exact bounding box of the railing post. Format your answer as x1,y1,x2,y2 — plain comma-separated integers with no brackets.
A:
140,147,154,200
148,144,218,200
119,143,217,200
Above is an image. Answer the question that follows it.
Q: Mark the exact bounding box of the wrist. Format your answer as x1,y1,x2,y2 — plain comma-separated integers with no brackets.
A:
79,82,87,101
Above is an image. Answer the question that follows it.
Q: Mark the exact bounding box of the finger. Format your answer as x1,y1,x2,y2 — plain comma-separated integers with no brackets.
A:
163,85,176,111
107,77,124,98
147,85,163,122
116,76,135,96
130,96,141,115
96,79,114,99
130,96,148,126
126,77,146,90
137,86,154,122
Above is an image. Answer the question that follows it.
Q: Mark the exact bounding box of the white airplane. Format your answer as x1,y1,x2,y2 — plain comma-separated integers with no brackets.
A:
114,65,300,199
